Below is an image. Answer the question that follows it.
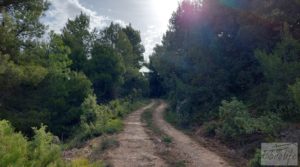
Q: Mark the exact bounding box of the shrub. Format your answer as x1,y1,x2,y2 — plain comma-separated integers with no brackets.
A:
164,108,180,126
253,114,282,135
109,99,129,118
202,121,219,137
217,98,255,140
0,120,28,167
216,98,282,141
162,136,173,144
0,120,64,167
72,95,113,144
70,158,91,167
28,126,63,167
70,158,104,167
248,149,261,167
109,98,146,118
68,96,146,147
290,79,300,107
104,119,123,134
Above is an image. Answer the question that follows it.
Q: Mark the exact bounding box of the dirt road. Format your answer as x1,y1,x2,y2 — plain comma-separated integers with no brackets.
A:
107,101,167,167
153,101,231,167
107,100,231,167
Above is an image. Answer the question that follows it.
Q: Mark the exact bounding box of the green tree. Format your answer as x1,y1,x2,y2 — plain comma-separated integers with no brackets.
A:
62,13,92,71
0,28,93,137
122,24,145,68
93,23,147,99
255,31,300,119
85,44,125,101
149,0,300,126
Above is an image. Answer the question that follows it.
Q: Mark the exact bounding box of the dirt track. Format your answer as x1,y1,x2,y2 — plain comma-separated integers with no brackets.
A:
107,101,166,167
152,101,231,167
107,100,231,167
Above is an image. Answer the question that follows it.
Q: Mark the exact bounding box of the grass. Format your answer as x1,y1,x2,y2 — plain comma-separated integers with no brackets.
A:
162,136,172,143
173,161,186,167
164,108,180,125
104,119,123,134
141,107,172,144
64,99,150,149
164,107,194,135
100,137,120,151
70,158,105,167
141,104,187,166
63,99,151,167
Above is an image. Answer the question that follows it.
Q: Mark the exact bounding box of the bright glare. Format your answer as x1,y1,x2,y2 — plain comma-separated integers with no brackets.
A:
152,0,180,26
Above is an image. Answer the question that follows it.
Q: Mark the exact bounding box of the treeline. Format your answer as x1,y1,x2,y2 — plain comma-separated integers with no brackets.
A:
0,0,148,142
149,0,300,164
0,0,149,166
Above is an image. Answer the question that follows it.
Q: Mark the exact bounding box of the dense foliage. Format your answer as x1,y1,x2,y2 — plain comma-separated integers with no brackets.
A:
149,0,300,163
0,120,106,167
203,98,281,142
0,0,149,165
0,0,147,139
150,0,300,127
68,95,147,147
1,0,300,165
0,120,63,166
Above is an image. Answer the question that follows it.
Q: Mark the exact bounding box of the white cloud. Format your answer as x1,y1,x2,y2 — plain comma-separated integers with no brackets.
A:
41,0,173,62
142,25,166,62
42,0,126,33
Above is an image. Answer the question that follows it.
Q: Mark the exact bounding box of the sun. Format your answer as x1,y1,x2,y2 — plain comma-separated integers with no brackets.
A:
152,0,180,22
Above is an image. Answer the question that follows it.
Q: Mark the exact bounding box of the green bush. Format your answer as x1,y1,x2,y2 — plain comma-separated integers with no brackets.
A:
290,79,300,107
28,126,63,167
248,149,261,167
164,108,180,126
109,99,130,118
253,114,282,135
0,120,28,166
104,119,123,134
162,136,173,144
0,120,64,167
289,79,300,120
68,95,146,147
216,98,282,141
109,98,146,118
202,121,219,137
217,98,255,139
67,95,112,147
70,158,104,167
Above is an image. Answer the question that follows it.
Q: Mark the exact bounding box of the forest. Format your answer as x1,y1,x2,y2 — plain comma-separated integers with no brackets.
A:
1,0,300,166
0,0,148,166
149,0,300,165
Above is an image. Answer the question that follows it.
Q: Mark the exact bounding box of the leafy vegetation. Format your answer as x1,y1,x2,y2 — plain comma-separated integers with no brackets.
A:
0,120,63,166
1,0,299,165
0,0,148,139
149,0,300,163
204,98,282,143
70,158,105,167
0,0,149,165
248,150,262,167
67,95,148,148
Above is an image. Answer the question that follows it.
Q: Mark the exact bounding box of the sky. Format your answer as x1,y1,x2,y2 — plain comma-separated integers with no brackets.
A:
42,0,180,62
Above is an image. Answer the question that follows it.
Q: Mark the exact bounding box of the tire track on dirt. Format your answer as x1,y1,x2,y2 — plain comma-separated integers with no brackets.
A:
153,101,231,167
107,101,166,167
